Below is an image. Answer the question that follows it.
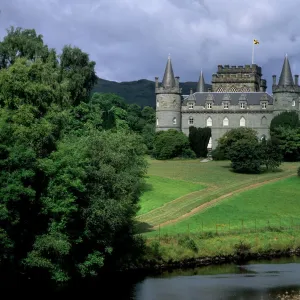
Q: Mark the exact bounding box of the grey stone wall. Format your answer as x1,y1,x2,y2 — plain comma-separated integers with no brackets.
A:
181,109,271,148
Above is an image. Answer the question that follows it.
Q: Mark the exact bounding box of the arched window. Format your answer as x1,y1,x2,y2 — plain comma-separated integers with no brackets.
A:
223,117,229,126
261,116,267,126
173,117,176,125
156,118,159,126
206,117,212,127
188,116,194,125
240,117,246,127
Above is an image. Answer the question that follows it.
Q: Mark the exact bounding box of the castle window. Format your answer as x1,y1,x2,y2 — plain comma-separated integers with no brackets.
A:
206,117,212,127
240,117,246,127
261,116,267,126
173,117,176,125
188,116,194,125
188,102,194,109
240,102,246,109
261,102,267,109
156,118,159,125
292,100,296,106
223,117,229,127
157,100,159,108
223,102,229,109
207,103,212,109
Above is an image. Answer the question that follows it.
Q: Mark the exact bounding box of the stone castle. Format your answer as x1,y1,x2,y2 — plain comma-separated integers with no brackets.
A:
155,55,300,149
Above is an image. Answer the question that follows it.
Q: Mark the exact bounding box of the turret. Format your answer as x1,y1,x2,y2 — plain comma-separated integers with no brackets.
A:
272,54,300,114
155,55,182,132
196,70,206,92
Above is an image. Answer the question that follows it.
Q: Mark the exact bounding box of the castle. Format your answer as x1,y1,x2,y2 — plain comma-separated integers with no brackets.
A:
155,55,300,149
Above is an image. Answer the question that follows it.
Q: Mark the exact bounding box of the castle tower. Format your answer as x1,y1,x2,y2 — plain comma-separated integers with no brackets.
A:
155,55,182,132
272,55,300,114
196,70,206,92
211,64,265,92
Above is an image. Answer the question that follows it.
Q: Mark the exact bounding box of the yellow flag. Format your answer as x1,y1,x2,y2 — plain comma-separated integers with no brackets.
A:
253,39,259,45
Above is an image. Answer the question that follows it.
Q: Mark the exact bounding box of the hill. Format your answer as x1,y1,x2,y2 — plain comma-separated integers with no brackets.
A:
92,78,212,108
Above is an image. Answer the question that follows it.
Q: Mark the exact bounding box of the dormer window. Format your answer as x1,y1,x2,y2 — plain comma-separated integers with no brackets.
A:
223,102,229,109
261,102,267,109
188,102,194,109
240,102,246,109
207,103,212,109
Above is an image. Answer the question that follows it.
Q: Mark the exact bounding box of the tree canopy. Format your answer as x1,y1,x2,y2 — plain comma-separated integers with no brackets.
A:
0,26,151,283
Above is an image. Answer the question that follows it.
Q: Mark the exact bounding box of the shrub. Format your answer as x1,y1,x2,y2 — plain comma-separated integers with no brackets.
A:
178,236,198,252
180,148,196,159
211,147,227,161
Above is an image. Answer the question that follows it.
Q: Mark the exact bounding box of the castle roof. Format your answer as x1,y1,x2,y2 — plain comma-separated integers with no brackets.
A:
183,92,273,106
278,55,294,86
162,55,176,88
196,70,206,92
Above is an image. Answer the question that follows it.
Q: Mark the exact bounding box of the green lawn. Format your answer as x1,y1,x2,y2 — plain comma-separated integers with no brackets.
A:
137,175,204,216
137,159,298,228
150,176,300,236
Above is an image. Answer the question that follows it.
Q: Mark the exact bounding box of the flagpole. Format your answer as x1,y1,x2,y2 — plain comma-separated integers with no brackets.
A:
252,39,254,65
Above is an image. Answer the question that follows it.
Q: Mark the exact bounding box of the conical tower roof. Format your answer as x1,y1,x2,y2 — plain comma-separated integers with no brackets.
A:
196,70,206,92
278,54,294,86
162,54,176,88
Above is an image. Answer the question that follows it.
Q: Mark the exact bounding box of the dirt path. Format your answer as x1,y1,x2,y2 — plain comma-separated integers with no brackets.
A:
152,174,295,229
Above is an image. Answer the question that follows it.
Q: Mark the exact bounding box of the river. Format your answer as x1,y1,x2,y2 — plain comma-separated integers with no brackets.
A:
2,257,300,298
130,257,300,300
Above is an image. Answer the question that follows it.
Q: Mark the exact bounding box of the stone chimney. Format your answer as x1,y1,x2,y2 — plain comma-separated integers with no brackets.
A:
272,75,276,85
155,77,159,88
295,75,299,86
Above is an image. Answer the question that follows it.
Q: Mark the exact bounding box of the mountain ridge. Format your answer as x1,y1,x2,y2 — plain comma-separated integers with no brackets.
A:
92,78,211,108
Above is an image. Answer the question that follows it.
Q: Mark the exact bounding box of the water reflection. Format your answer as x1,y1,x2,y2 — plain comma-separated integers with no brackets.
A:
135,257,300,300
1,257,300,299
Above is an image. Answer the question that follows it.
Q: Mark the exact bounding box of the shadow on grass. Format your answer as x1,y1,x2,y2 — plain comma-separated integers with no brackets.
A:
221,164,284,174
135,220,154,234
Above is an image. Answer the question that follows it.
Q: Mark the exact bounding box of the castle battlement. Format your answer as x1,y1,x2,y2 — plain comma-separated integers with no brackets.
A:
217,64,262,75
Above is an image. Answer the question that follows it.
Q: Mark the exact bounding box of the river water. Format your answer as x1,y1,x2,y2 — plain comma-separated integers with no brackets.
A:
130,257,300,300
2,257,300,298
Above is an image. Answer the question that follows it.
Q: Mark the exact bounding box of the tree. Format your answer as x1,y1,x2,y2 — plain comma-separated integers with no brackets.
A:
23,130,147,281
260,138,283,171
228,139,263,173
153,129,190,160
270,111,300,132
0,27,148,282
188,126,211,158
270,112,300,161
216,128,258,159
0,26,50,68
59,46,97,105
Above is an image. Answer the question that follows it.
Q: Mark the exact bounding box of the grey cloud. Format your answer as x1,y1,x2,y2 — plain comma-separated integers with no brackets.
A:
1,0,300,91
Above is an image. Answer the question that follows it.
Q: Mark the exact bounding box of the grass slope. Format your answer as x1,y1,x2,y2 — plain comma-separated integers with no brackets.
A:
137,175,204,216
154,176,300,236
137,159,298,229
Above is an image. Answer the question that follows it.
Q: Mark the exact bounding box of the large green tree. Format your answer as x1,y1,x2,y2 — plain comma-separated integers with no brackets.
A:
215,127,258,159
270,111,300,161
0,27,148,282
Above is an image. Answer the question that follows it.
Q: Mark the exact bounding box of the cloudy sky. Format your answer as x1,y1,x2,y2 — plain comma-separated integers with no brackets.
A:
1,0,300,90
